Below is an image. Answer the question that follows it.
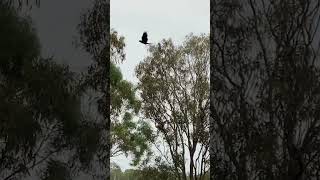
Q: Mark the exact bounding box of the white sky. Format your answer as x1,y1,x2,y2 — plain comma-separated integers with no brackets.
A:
111,0,209,171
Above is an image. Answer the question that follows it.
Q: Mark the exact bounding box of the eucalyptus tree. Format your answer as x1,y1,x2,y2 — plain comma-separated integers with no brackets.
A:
136,34,210,180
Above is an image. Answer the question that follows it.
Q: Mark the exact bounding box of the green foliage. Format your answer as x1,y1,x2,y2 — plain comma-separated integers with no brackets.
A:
110,166,176,180
110,63,141,116
110,57,154,165
112,117,155,166
110,162,210,180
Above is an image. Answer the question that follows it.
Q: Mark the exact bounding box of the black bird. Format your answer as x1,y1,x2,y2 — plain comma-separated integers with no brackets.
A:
139,32,150,44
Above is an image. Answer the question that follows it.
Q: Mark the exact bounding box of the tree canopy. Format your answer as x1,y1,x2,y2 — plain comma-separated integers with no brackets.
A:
211,0,320,179
136,34,210,180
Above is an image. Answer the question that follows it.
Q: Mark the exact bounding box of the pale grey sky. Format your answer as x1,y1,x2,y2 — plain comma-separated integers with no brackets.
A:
29,0,92,73
111,0,209,83
111,0,209,171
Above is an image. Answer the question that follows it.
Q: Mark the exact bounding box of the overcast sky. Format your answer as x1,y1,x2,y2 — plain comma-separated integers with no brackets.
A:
26,0,209,175
111,0,209,171
29,0,92,73
111,0,209,83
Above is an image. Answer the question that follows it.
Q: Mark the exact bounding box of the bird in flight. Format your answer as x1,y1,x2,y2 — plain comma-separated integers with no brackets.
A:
139,32,150,44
